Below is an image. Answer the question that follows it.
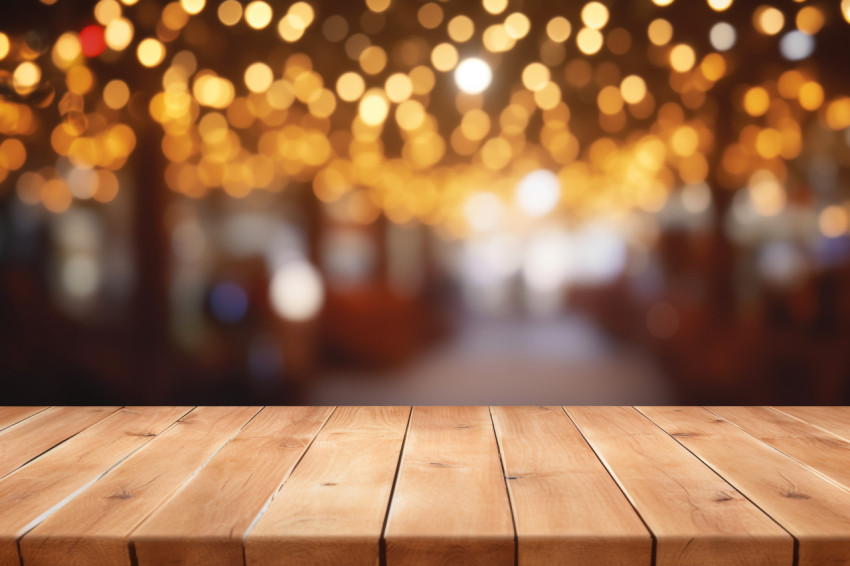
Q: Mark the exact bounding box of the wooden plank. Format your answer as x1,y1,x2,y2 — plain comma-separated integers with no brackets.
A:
566,406,792,566
132,406,334,566
640,406,850,566
245,406,409,566
491,406,651,566
709,406,850,491
0,407,189,566
0,407,47,432
0,406,119,479
19,406,260,566
383,406,514,566
773,406,850,441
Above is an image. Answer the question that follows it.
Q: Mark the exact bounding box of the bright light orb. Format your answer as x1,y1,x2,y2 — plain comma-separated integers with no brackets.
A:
515,169,561,217
269,260,325,322
709,22,736,51
454,57,492,94
779,31,815,61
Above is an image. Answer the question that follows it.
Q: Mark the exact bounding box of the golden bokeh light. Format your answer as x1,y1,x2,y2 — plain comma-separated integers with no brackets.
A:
482,0,508,16
819,205,850,238
522,63,550,92
104,17,134,51
94,0,122,25
218,0,242,25
620,75,647,104
0,33,9,60
396,99,426,130
482,24,514,53
743,86,770,116
707,0,733,11
52,33,82,69
244,1,273,29
13,62,41,95
359,45,388,75
796,6,825,35
597,86,624,115
103,80,130,109
448,15,474,43
366,0,391,14
0,138,27,171
180,0,205,16
826,97,850,130
244,62,274,93
137,38,166,67
669,44,696,72
505,13,531,40
431,43,459,72
359,90,390,126
385,73,413,103
409,65,436,95
577,27,604,55
3,0,850,234
337,72,366,102
193,74,235,108
66,65,94,95
581,2,610,30
648,19,673,46
754,6,785,35
547,17,572,43
418,3,443,30
799,80,824,111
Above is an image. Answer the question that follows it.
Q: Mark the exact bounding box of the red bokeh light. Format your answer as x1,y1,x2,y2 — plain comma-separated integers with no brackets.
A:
79,25,105,58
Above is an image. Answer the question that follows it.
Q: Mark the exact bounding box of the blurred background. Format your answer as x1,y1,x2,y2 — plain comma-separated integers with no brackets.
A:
1,0,849,405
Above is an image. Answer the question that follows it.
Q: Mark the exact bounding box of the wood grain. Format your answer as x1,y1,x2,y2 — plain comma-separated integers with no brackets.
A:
567,406,792,566
0,407,46,432
383,406,514,566
19,406,260,566
132,406,334,566
0,407,189,566
709,406,850,491
773,406,850,441
0,406,119,480
640,405,850,566
245,406,409,566
491,406,651,566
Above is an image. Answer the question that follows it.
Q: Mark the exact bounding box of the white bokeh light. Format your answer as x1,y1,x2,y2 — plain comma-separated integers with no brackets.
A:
709,22,736,51
454,57,492,94
515,169,561,217
780,31,815,61
269,260,325,321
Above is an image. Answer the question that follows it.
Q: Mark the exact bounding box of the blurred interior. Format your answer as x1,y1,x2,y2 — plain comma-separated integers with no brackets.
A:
2,0,850,405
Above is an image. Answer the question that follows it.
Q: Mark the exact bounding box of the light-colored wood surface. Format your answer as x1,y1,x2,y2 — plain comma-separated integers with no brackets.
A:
384,406,515,566
19,406,260,566
0,407,190,566
773,406,850,441
0,407,46,432
245,406,409,566
0,406,118,480
567,406,792,566
708,406,850,491
134,406,334,566
3,406,850,566
640,406,850,566
491,406,651,566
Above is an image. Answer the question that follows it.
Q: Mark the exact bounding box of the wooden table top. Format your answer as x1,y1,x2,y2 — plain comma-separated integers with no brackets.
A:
1,406,849,566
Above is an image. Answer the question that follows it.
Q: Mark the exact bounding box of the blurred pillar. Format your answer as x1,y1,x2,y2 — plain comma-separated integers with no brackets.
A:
131,120,171,401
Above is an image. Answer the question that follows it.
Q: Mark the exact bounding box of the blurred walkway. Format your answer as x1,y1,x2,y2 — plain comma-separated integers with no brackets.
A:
309,314,673,405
